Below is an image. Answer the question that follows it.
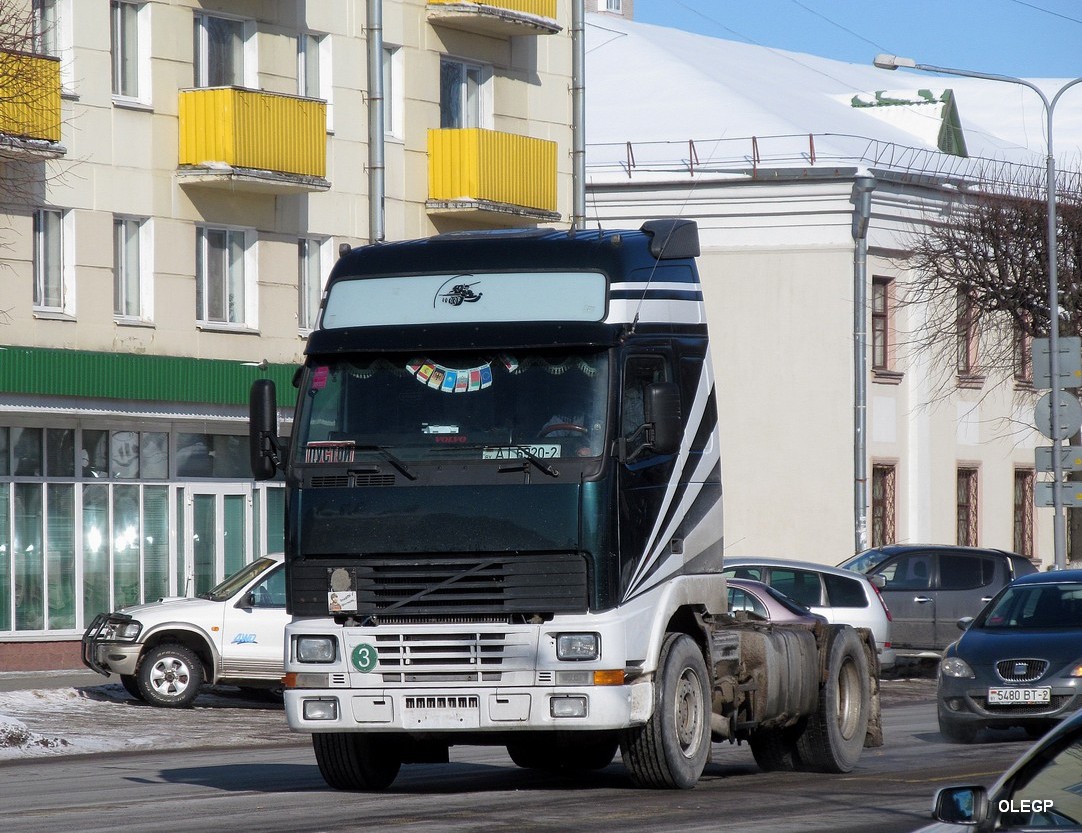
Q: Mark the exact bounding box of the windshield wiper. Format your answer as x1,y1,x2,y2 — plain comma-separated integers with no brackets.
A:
353,445,417,481
498,445,560,478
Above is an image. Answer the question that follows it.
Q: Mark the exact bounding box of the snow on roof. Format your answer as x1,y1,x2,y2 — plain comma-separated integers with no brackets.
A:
585,13,1082,180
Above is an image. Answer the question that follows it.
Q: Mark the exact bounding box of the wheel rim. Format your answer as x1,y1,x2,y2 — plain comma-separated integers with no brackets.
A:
674,664,706,759
149,656,192,697
834,656,861,741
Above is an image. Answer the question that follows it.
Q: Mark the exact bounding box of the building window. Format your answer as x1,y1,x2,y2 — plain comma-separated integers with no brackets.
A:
194,12,247,88
298,237,327,331
871,277,891,371
956,291,979,376
32,0,58,56
870,463,896,547
196,226,251,327
298,32,332,129
383,45,403,139
1013,469,1034,558
114,216,151,322
440,57,488,129
33,208,69,314
605,0,623,10
1013,318,1032,384
957,467,979,546
110,1,143,99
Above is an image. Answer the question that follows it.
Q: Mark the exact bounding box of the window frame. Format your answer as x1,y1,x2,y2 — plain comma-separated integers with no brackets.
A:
439,56,491,130
113,215,153,324
193,11,254,89
33,207,74,317
298,31,332,131
870,462,896,548
1013,468,1034,558
956,290,980,378
383,43,403,139
871,276,891,371
956,466,980,547
110,0,150,105
33,0,73,91
298,236,329,333
195,225,256,330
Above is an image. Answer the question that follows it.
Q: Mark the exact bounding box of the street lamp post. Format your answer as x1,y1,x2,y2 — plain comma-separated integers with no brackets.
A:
874,54,1082,570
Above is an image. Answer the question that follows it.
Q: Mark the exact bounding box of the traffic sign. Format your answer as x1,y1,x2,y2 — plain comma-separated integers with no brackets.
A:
1035,480,1082,508
1034,391,1082,440
1036,446,1082,473
1032,336,1082,389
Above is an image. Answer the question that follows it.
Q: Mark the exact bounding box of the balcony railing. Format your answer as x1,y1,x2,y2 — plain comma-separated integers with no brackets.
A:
178,87,329,193
0,50,63,155
427,0,560,36
428,128,559,224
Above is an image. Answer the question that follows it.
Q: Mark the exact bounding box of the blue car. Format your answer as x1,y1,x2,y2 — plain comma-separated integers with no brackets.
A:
937,569,1082,743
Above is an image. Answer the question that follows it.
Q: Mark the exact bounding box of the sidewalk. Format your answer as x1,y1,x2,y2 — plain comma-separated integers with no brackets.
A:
0,668,107,693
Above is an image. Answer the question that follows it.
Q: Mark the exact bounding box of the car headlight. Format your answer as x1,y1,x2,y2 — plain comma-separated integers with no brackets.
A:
940,657,975,678
1067,662,1082,678
295,635,337,663
102,618,142,641
556,633,600,661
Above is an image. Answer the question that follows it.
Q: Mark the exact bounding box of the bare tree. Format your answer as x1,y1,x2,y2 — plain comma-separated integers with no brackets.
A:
902,165,1082,560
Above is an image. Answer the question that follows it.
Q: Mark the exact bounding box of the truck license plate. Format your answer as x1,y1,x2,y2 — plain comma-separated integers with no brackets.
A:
987,687,1051,705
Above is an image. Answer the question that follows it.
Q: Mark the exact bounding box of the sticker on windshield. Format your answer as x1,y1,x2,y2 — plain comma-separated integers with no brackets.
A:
406,358,493,394
483,445,560,460
305,441,356,464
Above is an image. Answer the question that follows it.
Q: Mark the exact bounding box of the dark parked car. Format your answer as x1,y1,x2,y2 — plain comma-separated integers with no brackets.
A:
725,578,826,627
839,544,1037,657
914,700,1082,831
936,569,1082,744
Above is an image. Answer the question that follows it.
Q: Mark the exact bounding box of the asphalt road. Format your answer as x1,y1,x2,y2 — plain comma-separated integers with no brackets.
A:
0,674,1034,833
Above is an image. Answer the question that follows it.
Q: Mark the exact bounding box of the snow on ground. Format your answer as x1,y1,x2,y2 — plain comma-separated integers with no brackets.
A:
0,683,294,760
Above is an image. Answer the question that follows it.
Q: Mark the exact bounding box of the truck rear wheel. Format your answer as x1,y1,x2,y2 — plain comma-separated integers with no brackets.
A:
794,626,870,773
621,633,711,789
312,733,401,791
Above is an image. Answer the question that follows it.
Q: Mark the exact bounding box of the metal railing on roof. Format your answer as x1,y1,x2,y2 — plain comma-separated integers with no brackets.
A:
586,132,1082,197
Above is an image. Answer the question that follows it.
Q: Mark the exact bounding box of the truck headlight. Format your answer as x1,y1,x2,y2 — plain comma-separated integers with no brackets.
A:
556,633,600,661
296,636,337,663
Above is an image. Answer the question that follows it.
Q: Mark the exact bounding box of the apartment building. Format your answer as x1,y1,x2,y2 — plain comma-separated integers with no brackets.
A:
0,0,572,665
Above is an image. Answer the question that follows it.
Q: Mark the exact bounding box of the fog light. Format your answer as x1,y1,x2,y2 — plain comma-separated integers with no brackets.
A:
302,698,339,721
556,633,600,661
550,695,588,718
296,636,337,663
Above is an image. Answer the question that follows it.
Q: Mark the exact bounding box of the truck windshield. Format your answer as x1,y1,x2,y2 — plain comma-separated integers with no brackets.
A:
294,350,609,463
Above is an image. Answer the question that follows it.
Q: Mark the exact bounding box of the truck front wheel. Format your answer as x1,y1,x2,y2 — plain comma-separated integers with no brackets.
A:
312,733,401,791
794,626,870,773
621,632,711,789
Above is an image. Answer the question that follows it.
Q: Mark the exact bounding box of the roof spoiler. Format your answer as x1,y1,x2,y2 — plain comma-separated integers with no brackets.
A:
641,218,700,260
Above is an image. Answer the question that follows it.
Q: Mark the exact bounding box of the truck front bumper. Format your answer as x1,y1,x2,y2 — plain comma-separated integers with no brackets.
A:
284,682,643,734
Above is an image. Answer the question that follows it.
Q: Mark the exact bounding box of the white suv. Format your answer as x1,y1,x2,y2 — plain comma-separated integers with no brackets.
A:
722,556,895,671
82,553,288,708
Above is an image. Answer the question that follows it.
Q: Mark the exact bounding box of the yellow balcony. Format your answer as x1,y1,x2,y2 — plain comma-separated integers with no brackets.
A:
177,87,329,193
428,128,559,225
0,50,63,157
427,0,560,36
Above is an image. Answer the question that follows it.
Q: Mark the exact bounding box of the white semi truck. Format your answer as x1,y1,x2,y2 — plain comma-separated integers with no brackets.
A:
250,219,881,789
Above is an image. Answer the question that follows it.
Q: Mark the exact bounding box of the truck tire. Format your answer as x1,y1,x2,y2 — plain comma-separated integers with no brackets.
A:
136,644,204,708
749,726,800,772
312,733,402,791
620,633,711,789
507,734,619,771
794,626,870,773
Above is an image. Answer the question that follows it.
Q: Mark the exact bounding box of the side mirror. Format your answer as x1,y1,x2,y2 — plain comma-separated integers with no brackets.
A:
932,786,989,824
646,382,682,455
250,379,281,480
957,616,974,631
870,573,887,589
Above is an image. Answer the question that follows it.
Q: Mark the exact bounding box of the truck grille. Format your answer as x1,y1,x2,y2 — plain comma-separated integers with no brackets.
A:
370,629,536,682
291,552,589,619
